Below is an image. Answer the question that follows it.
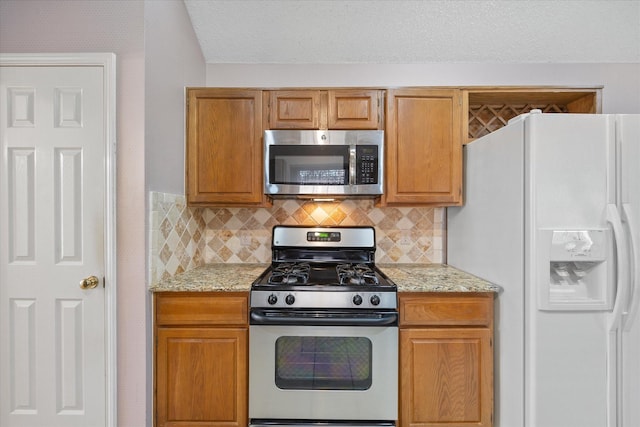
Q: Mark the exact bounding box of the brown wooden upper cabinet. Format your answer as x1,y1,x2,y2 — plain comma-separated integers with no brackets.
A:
463,87,601,144
186,88,268,206
266,89,384,130
384,88,462,206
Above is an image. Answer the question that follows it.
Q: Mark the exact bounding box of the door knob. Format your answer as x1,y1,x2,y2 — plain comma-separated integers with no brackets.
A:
80,275,100,289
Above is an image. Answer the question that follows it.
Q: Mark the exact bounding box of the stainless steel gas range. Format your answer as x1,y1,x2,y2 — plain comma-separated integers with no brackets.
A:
249,225,398,427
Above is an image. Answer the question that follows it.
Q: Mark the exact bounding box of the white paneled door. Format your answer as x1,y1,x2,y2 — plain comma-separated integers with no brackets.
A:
1,57,115,427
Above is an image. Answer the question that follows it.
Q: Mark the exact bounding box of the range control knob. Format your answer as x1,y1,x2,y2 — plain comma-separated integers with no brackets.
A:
370,294,381,306
267,294,278,305
285,294,295,305
353,294,363,306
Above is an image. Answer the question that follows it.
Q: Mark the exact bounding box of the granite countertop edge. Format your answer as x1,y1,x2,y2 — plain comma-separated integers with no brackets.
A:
149,263,501,294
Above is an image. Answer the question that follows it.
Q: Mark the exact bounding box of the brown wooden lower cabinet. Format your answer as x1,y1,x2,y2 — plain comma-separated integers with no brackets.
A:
398,293,494,427
153,291,494,427
154,292,248,427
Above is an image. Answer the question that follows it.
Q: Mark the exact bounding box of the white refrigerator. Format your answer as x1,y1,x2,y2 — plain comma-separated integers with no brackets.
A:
447,112,640,427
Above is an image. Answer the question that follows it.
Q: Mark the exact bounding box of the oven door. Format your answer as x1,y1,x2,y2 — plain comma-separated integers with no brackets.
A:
250,422,395,427
249,314,398,422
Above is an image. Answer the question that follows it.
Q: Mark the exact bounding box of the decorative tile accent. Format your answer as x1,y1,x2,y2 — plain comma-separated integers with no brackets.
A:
148,192,206,284
149,192,445,284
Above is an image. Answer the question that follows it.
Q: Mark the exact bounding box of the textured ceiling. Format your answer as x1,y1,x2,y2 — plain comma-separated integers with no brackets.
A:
184,0,640,64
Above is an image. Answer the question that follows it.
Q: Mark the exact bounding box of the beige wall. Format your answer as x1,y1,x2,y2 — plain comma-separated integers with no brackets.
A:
116,53,147,426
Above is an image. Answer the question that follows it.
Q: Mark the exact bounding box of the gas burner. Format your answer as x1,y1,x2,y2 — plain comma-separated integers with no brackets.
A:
251,226,396,310
268,262,311,285
336,263,379,286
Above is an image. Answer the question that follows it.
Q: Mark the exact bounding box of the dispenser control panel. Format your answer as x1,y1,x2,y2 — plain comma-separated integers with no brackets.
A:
538,228,611,311
549,230,606,261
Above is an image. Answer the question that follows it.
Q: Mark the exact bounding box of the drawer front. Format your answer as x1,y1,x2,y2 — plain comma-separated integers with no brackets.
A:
399,293,493,327
155,292,248,326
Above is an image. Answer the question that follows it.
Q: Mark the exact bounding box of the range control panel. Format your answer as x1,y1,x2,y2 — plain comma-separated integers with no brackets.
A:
250,290,397,310
307,231,341,242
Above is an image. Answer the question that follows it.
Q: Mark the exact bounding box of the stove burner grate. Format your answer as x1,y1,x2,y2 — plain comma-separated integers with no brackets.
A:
267,262,311,285
336,263,379,286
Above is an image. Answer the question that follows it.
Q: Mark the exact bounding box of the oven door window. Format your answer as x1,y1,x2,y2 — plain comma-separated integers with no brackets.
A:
269,145,349,185
275,336,372,390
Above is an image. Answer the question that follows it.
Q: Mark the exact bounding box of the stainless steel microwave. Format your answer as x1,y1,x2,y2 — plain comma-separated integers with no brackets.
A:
264,130,384,198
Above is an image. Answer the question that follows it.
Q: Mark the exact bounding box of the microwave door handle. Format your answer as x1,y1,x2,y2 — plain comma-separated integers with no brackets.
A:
349,146,357,185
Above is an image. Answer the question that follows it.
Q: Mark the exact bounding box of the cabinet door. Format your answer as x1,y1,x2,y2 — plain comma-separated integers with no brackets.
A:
156,327,248,427
386,89,462,205
399,328,493,427
328,89,382,129
186,88,265,206
268,90,323,129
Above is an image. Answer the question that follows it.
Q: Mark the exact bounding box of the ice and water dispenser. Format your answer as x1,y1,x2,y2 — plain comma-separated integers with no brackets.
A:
538,229,612,311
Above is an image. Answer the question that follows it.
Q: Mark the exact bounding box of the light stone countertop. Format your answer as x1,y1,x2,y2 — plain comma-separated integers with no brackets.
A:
149,263,500,293
149,263,268,292
379,264,501,293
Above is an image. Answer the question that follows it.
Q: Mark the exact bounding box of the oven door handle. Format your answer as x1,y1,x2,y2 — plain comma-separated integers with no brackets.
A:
249,309,398,327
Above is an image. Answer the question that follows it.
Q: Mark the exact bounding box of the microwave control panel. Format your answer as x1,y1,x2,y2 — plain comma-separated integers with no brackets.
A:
356,145,379,184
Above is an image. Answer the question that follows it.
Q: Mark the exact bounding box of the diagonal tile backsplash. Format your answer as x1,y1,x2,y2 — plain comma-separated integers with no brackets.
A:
149,191,444,284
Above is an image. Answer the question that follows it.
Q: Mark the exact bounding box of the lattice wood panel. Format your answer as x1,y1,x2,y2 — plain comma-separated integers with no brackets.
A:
468,103,568,140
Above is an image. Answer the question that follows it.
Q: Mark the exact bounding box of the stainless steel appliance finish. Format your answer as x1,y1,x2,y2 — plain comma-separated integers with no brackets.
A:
250,226,398,311
249,324,398,420
249,225,398,427
264,130,384,197
250,288,397,310
250,422,395,427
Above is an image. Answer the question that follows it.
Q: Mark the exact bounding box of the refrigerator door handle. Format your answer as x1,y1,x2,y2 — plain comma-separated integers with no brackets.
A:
606,204,630,332
622,203,638,331
606,204,629,427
